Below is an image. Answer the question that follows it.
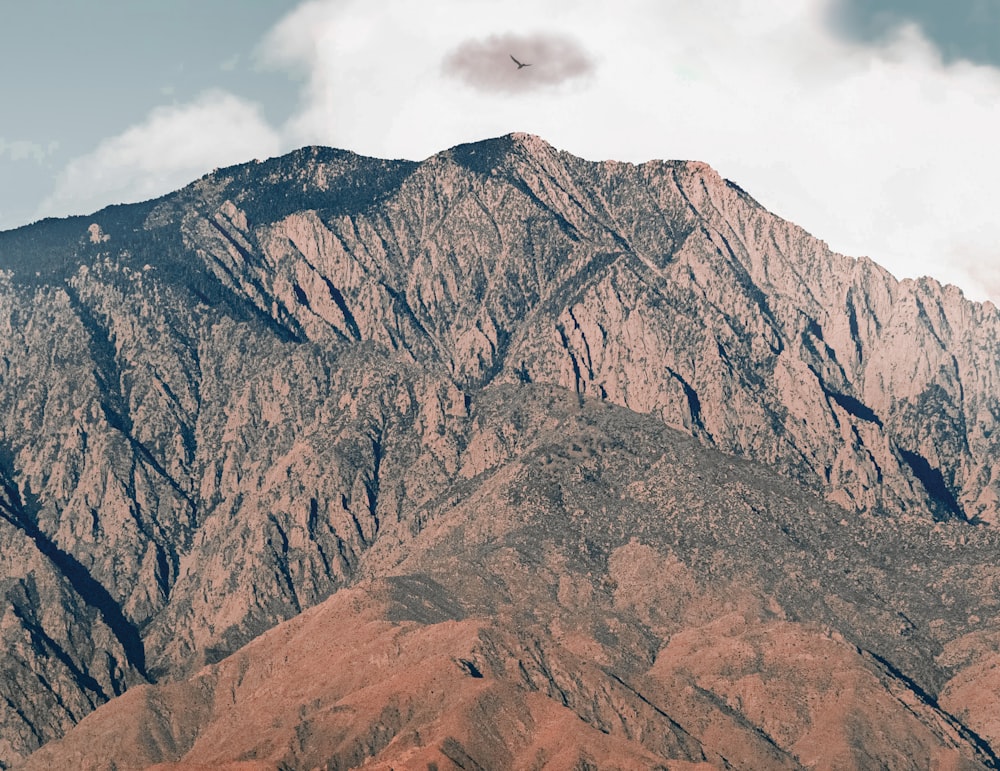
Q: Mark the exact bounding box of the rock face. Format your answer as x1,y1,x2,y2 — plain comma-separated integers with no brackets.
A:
0,133,998,768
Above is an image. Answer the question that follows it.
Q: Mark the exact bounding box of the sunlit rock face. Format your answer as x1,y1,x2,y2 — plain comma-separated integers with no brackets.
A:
1,134,998,769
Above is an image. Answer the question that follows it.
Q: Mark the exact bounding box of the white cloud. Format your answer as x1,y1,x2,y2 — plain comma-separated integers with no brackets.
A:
257,0,610,156
39,91,282,219
0,138,56,163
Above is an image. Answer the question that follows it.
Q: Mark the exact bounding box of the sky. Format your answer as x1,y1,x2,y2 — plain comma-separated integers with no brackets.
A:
2,0,999,303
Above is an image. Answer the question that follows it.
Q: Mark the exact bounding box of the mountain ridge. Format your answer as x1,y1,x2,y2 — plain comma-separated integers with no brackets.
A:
1,133,999,768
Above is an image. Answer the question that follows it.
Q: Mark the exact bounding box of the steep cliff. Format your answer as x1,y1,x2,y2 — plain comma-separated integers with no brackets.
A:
1,134,998,767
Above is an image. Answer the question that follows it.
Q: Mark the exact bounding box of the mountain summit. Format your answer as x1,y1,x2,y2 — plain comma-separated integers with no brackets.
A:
2,134,999,768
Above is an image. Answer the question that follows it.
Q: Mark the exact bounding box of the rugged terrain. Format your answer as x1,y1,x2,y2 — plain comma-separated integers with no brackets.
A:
1,133,999,768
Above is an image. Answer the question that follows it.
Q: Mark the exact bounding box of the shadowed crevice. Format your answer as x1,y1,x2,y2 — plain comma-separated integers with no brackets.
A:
8,593,108,706
844,288,865,363
457,658,483,678
322,276,362,341
898,449,965,521
824,388,883,427
0,480,147,680
667,367,706,433
867,650,999,767
205,217,305,343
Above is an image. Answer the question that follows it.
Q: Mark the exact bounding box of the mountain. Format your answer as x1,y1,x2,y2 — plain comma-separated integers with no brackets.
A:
1,133,999,768
17,386,1000,770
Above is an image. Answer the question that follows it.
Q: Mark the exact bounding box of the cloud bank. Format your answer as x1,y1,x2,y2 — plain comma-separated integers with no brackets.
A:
443,33,595,93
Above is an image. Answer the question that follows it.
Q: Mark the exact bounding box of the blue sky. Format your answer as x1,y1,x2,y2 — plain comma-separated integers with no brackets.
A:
3,0,999,303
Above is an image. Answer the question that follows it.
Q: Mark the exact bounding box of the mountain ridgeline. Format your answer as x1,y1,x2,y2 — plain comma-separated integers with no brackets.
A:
1,134,999,769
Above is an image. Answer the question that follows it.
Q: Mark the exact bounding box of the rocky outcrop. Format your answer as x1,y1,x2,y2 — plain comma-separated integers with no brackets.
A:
0,134,998,766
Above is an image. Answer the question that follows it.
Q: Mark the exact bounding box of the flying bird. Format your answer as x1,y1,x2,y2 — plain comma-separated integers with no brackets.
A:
510,54,532,69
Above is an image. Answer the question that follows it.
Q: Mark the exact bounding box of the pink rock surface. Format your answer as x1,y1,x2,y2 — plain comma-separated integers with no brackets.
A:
1,135,998,767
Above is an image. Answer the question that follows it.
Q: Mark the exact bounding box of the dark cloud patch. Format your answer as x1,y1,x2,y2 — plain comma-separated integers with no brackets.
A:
828,0,1000,68
443,33,595,93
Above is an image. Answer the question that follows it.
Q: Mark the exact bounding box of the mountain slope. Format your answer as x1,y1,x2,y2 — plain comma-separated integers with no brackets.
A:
19,386,1000,770
0,134,998,767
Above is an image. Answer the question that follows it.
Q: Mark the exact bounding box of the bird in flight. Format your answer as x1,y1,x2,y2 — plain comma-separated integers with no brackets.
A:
510,54,532,69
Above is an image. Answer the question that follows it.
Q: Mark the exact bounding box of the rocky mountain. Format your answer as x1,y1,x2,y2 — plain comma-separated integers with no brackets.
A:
17,386,1000,770
1,133,999,768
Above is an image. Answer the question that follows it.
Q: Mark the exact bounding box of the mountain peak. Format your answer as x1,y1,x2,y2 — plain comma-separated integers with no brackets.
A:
507,130,554,152
434,132,571,175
